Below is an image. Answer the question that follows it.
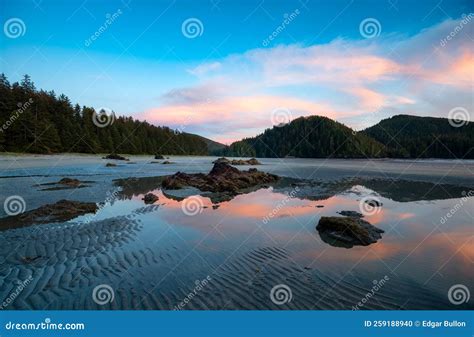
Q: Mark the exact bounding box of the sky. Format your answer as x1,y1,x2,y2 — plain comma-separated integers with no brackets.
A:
1,0,473,144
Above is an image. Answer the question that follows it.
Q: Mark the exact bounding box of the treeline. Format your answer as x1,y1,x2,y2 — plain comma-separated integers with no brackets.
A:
362,115,473,159
0,74,209,155
223,114,473,159
223,116,386,158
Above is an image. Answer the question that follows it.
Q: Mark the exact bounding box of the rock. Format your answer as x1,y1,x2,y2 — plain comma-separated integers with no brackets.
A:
315,205,324,208
37,178,93,191
213,157,261,165
105,163,117,167
364,199,383,207
162,161,175,164
58,178,82,187
103,154,129,161
142,193,159,204
154,154,165,159
162,162,278,196
212,205,220,210
0,200,98,229
213,157,230,164
316,216,384,248
338,210,363,218
149,161,160,164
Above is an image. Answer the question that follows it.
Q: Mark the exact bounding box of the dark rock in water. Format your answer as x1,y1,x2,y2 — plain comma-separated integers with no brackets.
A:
213,157,261,165
0,200,98,230
316,216,384,248
162,161,175,164
315,205,324,208
142,193,159,204
105,162,117,167
338,210,363,218
212,204,220,210
103,154,129,161
58,178,82,187
154,154,165,159
149,161,160,164
162,162,278,196
213,157,231,164
37,177,94,191
364,199,383,207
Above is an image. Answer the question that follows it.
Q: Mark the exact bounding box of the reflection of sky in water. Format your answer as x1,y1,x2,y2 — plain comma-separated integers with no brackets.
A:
73,185,474,301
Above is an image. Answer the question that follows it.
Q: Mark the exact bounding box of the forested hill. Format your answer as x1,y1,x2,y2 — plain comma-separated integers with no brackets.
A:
0,74,220,155
224,116,387,158
362,115,473,159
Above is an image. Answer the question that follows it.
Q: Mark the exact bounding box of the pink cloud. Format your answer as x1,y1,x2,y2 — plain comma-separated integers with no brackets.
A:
137,17,472,143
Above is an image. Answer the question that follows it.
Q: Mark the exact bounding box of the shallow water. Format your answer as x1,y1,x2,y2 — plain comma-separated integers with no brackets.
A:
0,155,473,310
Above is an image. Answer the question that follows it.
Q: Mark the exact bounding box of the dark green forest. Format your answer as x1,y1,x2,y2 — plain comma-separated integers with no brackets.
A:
0,74,210,155
223,115,473,159
224,116,387,158
362,115,473,159
1,75,471,159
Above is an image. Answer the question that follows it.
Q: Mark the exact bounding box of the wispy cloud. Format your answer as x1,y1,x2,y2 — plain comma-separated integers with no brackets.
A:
139,16,473,143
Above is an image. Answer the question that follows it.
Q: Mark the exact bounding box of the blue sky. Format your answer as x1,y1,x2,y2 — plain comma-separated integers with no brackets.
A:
1,0,473,143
